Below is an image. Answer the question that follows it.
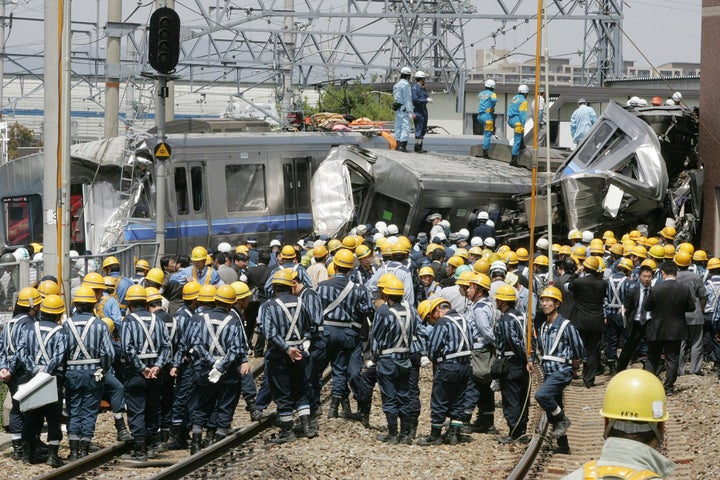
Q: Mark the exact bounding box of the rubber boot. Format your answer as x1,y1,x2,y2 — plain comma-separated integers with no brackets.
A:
168,425,188,450
190,433,202,455
67,440,79,461
376,424,399,444
551,412,571,437
414,141,426,153
396,141,408,152
607,360,617,375
247,399,270,422
46,444,63,468
270,421,297,444
79,440,91,458
300,414,317,439
21,440,35,465
114,417,133,442
155,429,169,453
11,439,23,461
203,428,216,447
408,418,418,441
510,155,519,167
145,434,158,459
417,425,443,446
126,438,146,462
553,435,570,454
482,149,490,159
327,396,341,418
398,419,412,445
445,425,460,445
340,397,354,419
357,403,371,428
215,430,228,443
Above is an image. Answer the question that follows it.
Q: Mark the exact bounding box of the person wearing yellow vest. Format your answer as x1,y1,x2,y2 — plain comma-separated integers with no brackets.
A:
561,369,675,480
171,246,222,286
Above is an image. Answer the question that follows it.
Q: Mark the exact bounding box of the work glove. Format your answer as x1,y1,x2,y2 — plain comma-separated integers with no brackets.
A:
93,368,104,382
420,356,431,368
208,368,222,383
426,98,433,103
302,339,311,352
364,359,375,369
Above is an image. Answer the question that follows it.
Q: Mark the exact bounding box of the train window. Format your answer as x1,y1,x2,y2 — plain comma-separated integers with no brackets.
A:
283,163,295,210
2,194,42,246
369,194,410,230
226,164,267,212
190,166,204,212
174,167,189,215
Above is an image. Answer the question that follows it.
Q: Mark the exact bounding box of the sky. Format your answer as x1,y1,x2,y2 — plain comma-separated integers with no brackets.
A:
0,0,704,75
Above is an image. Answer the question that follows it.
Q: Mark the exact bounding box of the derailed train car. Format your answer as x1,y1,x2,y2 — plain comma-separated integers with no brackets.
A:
505,101,701,242
311,146,533,237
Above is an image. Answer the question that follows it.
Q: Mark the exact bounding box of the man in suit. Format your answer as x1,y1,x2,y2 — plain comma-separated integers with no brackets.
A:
567,256,608,388
617,264,653,371
674,251,707,375
644,261,695,394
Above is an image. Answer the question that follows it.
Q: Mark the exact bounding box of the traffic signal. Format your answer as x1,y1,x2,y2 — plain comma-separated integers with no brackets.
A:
148,7,180,74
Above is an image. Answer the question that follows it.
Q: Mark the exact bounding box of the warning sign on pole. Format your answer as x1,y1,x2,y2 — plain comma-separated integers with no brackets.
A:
154,142,172,159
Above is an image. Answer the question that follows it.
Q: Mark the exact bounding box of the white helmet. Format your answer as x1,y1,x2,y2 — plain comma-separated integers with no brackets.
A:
217,242,232,253
13,248,29,261
664,99,675,106
484,237,497,248
536,237,549,250
672,91,682,103
69,250,79,258
490,260,507,273
486,219,495,227
440,219,451,229
518,84,529,94
478,211,489,220
415,71,426,79
400,66,412,75
581,230,594,243
484,79,496,89
387,224,399,235
578,98,587,105
470,236,483,247
457,228,469,240
637,98,648,107
375,221,388,235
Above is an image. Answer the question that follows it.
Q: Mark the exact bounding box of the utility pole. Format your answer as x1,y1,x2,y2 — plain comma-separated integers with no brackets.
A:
104,0,121,138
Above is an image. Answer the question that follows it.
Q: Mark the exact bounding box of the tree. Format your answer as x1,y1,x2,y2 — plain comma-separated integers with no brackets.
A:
7,122,37,160
312,80,394,121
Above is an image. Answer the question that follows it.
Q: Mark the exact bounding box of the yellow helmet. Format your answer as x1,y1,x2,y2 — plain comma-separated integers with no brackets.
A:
31,242,43,253
198,285,217,303
377,273,396,290
660,226,676,241
397,236,412,252
327,239,343,253
631,245,647,259
73,285,97,304
708,258,720,271
383,276,405,296
559,245,573,256
104,276,116,291
447,256,465,268
629,230,641,240
573,246,587,260
421,296,449,324
17,287,42,307
533,255,549,267
539,286,562,303
234,245,250,255
205,254,212,266
617,258,634,272
609,243,625,258
495,284,517,302
602,230,615,240
191,246,208,262
693,250,708,262
636,236,648,247
473,258,490,274
515,247,529,262
455,248,469,260
648,245,666,260
333,249,356,269
497,245,511,254
146,268,165,285
673,251,692,267
599,369,669,423
589,238,605,255
182,281,202,301
641,259,657,270
355,244,372,259
486,253,501,265
417,299,433,321
327,262,336,276
37,279,61,297
231,281,252,300
663,244,676,259
102,256,120,269
456,270,475,287
215,285,238,305
506,251,519,265
82,272,106,290
551,243,561,254
380,242,393,256
418,266,435,278
469,273,491,290
125,285,147,302
342,235,358,250
568,229,581,241
677,242,694,255
135,259,151,272
40,294,65,315
272,269,295,287
605,237,617,247
312,245,329,258
583,256,601,272
646,237,659,246
281,245,297,259
145,287,163,303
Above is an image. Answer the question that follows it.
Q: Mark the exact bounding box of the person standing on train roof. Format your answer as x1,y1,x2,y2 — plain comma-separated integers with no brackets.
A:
477,79,497,159
507,84,529,167
411,70,431,153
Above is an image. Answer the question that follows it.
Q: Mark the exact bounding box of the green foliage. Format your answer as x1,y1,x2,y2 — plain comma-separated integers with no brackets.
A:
8,122,38,160
315,82,394,121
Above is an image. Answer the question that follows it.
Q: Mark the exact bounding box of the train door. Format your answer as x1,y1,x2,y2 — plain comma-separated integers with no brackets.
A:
282,157,312,238
172,161,210,254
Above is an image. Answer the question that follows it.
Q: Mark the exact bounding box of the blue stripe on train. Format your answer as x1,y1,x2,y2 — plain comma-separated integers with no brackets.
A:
123,214,314,241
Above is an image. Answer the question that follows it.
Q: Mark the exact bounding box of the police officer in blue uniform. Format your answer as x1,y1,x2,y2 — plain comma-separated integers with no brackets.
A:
121,285,171,461
417,297,474,446
477,79,498,159
16,294,67,467
507,84,529,167
260,269,315,443
63,286,115,460
411,70,430,153
188,285,248,452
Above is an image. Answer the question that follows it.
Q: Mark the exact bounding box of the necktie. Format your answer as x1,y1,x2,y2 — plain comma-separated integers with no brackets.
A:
638,287,648,324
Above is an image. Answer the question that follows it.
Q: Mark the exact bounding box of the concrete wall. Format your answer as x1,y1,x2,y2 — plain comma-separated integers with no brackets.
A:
701,1,720,252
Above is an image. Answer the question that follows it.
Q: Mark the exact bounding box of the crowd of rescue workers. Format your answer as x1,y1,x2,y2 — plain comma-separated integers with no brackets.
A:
0,212,712,477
